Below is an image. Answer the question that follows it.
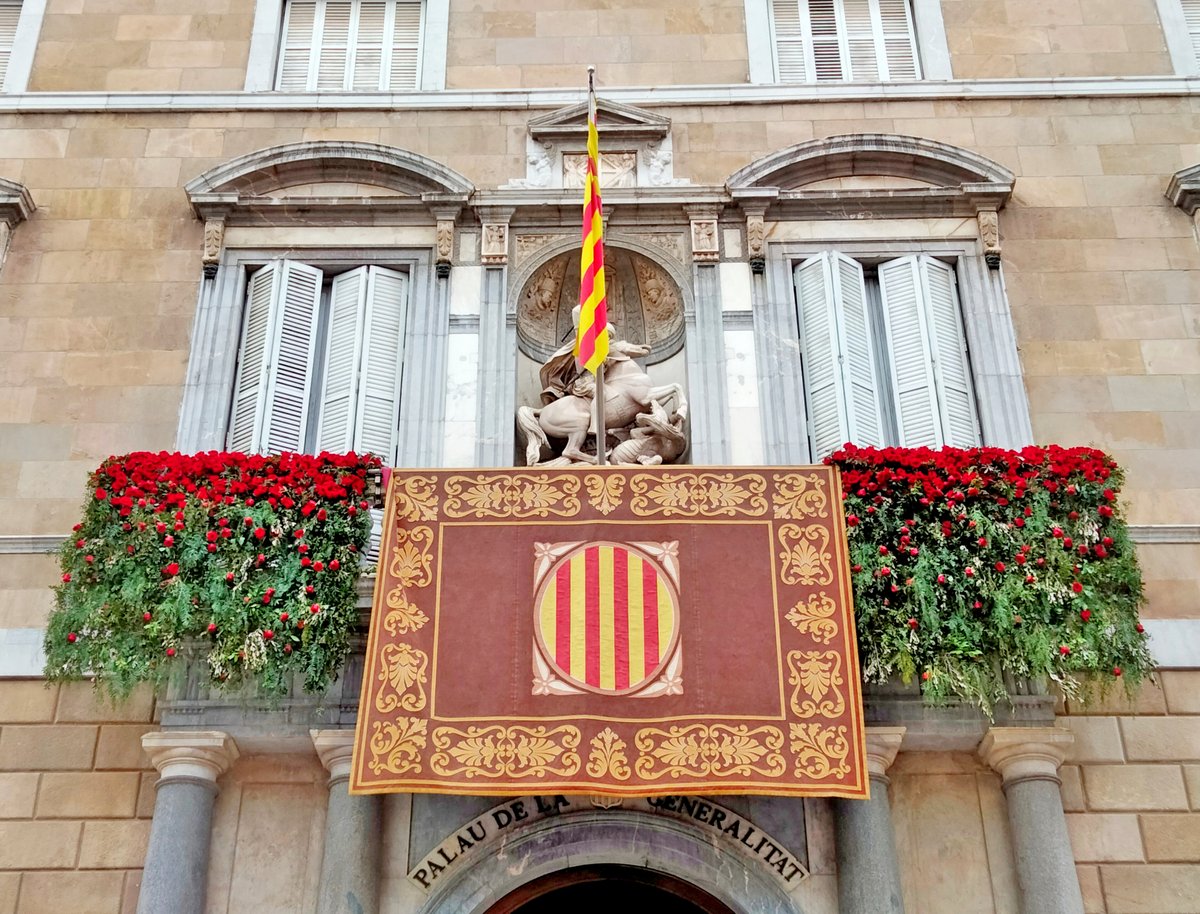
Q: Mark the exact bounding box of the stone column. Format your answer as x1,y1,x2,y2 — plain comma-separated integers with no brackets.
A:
834,726,906,914
313,729,382,914
138,731,239,914
980,728,1083,914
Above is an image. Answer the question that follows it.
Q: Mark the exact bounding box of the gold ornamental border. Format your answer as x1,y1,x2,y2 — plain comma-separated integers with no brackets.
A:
350,466,868,800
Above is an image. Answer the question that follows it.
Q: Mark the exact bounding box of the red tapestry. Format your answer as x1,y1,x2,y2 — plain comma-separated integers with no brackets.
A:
350,467,868,798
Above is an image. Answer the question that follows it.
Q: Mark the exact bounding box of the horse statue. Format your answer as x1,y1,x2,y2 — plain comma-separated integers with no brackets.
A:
516,332,688,467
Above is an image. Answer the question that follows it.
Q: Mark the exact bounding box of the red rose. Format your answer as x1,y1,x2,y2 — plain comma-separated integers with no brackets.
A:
225,572,234,582
207,622,217,633
907,618,918,629
301,557,311,567
994,562,1005,572
166,647,176,657
254,527,266,540
1072,581,1083,593
1136,622,1145,633
279,612,289,622
206,531,218,543
846,515,859,527
878,546,888,555
162,562,179,576
937,574,946,584
67,632,77,643
163,535,174,547
1059,645,1070,656
156,521,167,534
313,561,324,572
244,517,253,526
1063,537,1073,549
263,629,274,640
316,508,327,521
95,488,107,500
964,567,975,577
1080,609,1091,622
329,559,340,571
61,573,71,583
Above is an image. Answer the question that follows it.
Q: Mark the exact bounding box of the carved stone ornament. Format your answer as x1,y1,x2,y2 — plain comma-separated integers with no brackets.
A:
202,218,225,279
481,223,508,266
978,210,1001,270
746,213,766,274
436,220,454,277
691,219,719,262
514,233,570,269
563,151,637,189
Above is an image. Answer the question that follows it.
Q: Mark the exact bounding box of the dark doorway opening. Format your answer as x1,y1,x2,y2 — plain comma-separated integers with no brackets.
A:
486,864,737,914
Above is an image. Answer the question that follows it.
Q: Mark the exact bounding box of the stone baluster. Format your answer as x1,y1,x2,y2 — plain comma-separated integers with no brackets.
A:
980,727,1083,914
834,726,907,914
313,729,383,914
138,731,239,914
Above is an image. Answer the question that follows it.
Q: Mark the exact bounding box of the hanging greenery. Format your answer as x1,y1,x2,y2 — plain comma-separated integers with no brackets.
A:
45,451,379,700
829,444,1153,712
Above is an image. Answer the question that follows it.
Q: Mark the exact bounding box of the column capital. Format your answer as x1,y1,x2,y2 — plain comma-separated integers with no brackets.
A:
979,727,1073,788
864,726,906,781
142,730,239,785
311,729,356,784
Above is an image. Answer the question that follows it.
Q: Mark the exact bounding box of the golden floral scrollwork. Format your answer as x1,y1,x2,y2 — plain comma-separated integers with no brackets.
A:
383,589,429,636
784,593,839,644
787,650,845,719
443,474,581,519
368,717,427,775
778,524,833,586
390,525,434,589
629,472,768,518
585,474,625,516
376,643,429,713
586,727,632,780
788,723,851,780
392,475,439,523
772,473,829,519
430,725,582,778
633,724,785,780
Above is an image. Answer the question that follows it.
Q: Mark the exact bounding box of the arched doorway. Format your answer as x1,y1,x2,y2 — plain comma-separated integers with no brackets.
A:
486,865,737,914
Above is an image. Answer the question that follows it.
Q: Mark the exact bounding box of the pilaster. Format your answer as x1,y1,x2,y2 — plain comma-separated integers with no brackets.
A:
312,729,383,914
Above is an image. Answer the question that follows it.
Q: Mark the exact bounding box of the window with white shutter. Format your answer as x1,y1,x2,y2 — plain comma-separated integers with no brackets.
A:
768,0,920,83
1184,0,1200,66
0,2,22,91
276,0,424,91
795,251,980,458
228,261,410,464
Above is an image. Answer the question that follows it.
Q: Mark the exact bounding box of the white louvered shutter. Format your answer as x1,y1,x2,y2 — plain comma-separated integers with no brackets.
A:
228,264,280,453
276,0,422,91
770,0,919,83
228,262,323,454
0,2,21,90
795,253,885,458
357,267,408,457
1185,1,1200,66
920,257,980,446
317,266,407,460
878,255,980,448
262,262,323,452
878,256,941,447
317,267,368,454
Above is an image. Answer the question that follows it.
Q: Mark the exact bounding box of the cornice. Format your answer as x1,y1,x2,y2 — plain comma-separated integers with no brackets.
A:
0,77,1197,114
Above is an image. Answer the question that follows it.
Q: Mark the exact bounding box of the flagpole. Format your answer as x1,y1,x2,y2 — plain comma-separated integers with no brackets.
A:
588,65,608,466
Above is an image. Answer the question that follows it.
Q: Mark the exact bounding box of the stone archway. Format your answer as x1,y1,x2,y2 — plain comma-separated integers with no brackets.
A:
417,810,801,914
487,864,736,914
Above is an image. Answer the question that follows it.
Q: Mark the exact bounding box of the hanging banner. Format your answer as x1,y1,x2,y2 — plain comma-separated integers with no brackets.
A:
350,466,867,798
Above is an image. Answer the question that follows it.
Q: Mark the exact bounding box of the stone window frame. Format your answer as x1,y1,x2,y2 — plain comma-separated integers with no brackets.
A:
1154,0,1200,76
244,0,450,92
727,134,1030,464
2,0,45,93
179,141,474,468
743,0,952,84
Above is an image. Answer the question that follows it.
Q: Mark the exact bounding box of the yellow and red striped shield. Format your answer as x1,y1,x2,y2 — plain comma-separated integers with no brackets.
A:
534,542,679,695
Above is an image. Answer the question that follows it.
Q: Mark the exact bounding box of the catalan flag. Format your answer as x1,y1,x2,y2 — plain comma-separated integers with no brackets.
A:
574,73,609,374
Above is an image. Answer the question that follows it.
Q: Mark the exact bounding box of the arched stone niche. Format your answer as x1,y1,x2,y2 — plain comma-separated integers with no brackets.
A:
418,810,802,914
516,247,686,366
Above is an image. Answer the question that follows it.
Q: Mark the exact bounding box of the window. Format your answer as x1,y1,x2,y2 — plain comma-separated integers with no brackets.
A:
794,251,980,458
229,260,410,462
1185,1,1200,64
275,0,423,91
768,0,919,82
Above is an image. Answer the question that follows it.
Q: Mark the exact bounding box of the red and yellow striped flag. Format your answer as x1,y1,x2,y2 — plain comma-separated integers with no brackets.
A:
574,78,609,374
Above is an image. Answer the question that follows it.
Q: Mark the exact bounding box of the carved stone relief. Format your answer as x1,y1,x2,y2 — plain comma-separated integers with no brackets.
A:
563,152,638,189
690,220,719,262
202,217,226,279
514,233,571,269
746,213,765,274
978,210,1001,269
481,223,508,266
516,248,685,365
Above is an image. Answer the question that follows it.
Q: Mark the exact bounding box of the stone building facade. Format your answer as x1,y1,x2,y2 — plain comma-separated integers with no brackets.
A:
1,1,1200,912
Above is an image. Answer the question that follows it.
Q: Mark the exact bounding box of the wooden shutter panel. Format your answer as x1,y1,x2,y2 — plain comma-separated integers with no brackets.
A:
771,0,809,82
277,1,318,90
1185,1,1200,64
228,264,280,453
389,0,423,90
262,261,323,453
808,0,845,81
317,267,368,453
0,2,21,90
832,252,886,447
878,256,942,447
316,1,353,90
796,254,847,458
919,257,980,447
877,0,920,79
795,253,884,458
356,267,408,458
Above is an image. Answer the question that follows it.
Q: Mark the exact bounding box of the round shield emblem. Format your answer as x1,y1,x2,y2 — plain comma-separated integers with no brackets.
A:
533,542,680,696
